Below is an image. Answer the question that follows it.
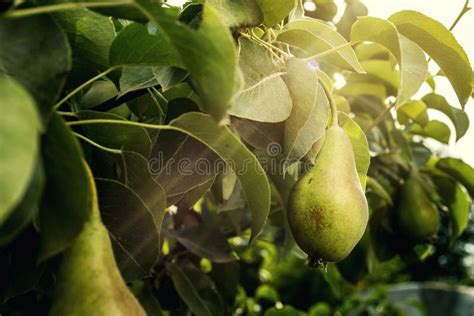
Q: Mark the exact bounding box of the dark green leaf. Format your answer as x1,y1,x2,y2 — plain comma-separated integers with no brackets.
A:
166,261,223,316
257,0,295,26
119,151,167,241
77,110,152,157
51,4,115,83
0,14,71,120
48,0,146,21
432,175,470,244
95,178,159,281
321,263,344,298
436,158,474,197
170,112,271,242
150,131,219,205
422,93,469,141
230,117,283,151
80,80,118,110
39,113,91,261
208,0,263,27
0,75,41,223
163,224,235,263
131,281,164,316
265,306,306,316
389,11,472,107
110,23,183,68
136,1,238,121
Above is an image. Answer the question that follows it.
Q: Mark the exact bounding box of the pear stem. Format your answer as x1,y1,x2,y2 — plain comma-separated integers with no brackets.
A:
321,81,338,127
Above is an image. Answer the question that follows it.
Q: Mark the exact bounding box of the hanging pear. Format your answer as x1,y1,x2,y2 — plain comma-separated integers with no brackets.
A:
49,165,145,316
396,170,439,242
287,125,368,265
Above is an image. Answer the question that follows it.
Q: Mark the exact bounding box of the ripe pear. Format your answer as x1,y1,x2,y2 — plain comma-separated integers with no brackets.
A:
396,171,439,243
288,125,368,264
49,167,145,316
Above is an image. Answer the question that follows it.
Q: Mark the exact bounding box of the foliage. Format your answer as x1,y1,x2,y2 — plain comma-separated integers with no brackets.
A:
0,0,473,315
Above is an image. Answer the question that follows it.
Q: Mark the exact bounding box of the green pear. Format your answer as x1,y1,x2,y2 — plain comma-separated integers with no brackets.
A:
396,171,439,242
50,166,145,316
288,125,368,264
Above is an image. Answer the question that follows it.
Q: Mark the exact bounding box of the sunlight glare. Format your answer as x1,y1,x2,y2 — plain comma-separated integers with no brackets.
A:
333,73,346,89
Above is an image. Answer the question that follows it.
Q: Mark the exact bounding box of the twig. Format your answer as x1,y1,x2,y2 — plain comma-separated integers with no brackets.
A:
364,101,397,133
4,1,133,18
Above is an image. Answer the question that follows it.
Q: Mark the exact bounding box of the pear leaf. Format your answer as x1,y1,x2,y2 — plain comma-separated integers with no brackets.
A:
0,75,41,224
230,37,292,122
389,10,472,108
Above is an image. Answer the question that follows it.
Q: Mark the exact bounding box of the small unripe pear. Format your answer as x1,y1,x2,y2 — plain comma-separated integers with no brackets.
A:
288,125,368,264
396,171,439,242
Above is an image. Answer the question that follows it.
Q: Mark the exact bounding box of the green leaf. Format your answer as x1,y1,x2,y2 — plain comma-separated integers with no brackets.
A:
131,281,164,316
119,66,187,97
77,111,152,157
354,43,390,61
283,58,329,161
0,14,71,120
366,176,393,205
339,112,370,190
230,117,283,150
351,17,428,106
389,10,472,107
39,113,91,261
136,1,238,122
0,161,44,246
360,59,400,90
80,80,118,109
321,263,344,298
447,183,470,242
163,224,235,263
208,0,263,27
47,0,147,21
230,37,292,122
279,18,364,72
51,4,115,83
119,151,166,238
436,158,474,197
170,112,271,242
166,261,222,316
119,66,160,96
257,0,295,26
151,131,219,205
409,120,451,144
96,178,159,281
433,175,471,244
338,82,387,101
110,23,183,68
0,75,41,224
422,93,469,141
397,100,429,126
336,0,367,39
265,306,306,316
